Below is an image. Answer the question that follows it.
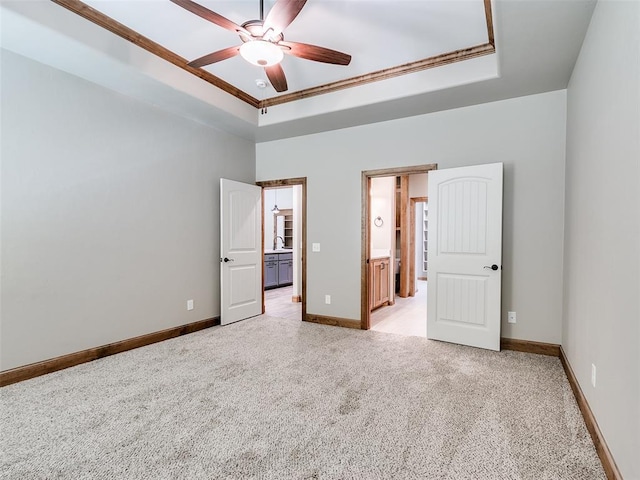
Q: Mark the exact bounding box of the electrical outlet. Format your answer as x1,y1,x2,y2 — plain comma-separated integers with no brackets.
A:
325,295,331,304
187,299,194,311
312,243,321,252
508,311,516,323
591,364,596,387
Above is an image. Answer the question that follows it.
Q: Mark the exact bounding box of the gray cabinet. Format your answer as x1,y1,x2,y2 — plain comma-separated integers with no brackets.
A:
265,254,279,289
278,258,293,286
264,252,293,289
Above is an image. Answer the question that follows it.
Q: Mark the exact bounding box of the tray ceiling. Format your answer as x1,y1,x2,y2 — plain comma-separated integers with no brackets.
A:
1,0,597,141
53,0,495,107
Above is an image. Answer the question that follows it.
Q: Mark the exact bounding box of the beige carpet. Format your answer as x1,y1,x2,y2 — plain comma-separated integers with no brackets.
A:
0,316,605,479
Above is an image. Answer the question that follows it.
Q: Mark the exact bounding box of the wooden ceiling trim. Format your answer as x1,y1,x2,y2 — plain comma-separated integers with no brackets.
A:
52,0,495,110
260,0,495,108
484,0,495,46
260,43,495,108
51,0,260,108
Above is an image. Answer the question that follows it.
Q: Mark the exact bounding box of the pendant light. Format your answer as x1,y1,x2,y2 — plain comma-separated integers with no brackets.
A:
271,189,280,214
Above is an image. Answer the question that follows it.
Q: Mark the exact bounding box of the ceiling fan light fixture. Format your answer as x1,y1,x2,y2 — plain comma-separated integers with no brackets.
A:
240,40,284,67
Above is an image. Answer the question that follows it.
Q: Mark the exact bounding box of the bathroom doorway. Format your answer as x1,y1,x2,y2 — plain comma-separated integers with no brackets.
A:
369,196,428,336
361,165,436,335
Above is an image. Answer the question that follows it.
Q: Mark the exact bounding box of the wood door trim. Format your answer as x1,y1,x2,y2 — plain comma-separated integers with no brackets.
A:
256,178,307,321
258,178,307,188
398,176,410,297
361,165,437,330
364,165,438,178
0,317,218,387
409,199,416,295
260,187,266,313
361,175,372,329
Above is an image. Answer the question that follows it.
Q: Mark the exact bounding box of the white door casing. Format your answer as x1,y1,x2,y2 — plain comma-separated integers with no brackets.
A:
426,163,503,351
220,178,262,325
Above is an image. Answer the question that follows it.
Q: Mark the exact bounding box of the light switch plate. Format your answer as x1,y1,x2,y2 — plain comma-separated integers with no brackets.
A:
312,243,320,252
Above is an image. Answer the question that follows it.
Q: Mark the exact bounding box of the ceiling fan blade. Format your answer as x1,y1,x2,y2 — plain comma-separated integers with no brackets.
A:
170,0,249,35
280,41,351,66
263,0,308,36
265,64,288,92
188,46,240,68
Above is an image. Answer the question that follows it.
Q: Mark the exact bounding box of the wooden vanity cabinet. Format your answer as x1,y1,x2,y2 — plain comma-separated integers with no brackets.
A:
370,257,390,310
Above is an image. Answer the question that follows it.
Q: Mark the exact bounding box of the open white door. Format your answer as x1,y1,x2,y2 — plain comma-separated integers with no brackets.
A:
220,178,262,325
427,163,503,351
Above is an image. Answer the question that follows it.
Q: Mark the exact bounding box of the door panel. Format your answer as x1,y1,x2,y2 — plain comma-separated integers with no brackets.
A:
220,179,262,325
439,180,488,254
228,265,259,308
436,274,487,326
427,163,503,351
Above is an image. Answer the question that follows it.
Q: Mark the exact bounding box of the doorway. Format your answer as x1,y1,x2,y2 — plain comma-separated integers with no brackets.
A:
257,178,307,321
361,165,436,332
370,195,428,335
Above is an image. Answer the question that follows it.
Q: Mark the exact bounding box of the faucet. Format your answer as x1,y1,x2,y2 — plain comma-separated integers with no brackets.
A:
273,235,285,250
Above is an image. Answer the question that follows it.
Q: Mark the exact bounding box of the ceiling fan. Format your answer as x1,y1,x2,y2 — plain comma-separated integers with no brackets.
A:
170,0,352,93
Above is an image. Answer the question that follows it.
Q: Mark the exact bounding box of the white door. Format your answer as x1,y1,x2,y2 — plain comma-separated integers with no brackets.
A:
220,178,262,325
426,163,503,351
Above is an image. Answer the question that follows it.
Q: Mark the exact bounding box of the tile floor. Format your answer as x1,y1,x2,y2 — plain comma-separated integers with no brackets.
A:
264,285,301,321
370,280,427,337
264,281,427,338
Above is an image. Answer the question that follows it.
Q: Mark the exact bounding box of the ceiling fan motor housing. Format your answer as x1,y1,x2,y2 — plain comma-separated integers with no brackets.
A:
171,0,351,93
240,20,284,44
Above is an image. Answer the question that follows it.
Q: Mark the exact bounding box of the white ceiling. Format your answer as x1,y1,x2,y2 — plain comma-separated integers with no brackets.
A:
80,0,490,96
0,0,596,142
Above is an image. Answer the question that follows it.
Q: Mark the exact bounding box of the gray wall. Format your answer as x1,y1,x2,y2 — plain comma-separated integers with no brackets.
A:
257,90,567,344
563,1,640,478
0,51,255,370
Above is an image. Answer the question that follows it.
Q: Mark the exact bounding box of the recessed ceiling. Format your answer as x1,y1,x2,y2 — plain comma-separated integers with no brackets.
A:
0,0,596,141
54,0,495,106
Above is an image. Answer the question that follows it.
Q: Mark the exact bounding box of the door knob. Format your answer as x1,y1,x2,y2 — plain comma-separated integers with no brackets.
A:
483,264,499,271
222,257,234,263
